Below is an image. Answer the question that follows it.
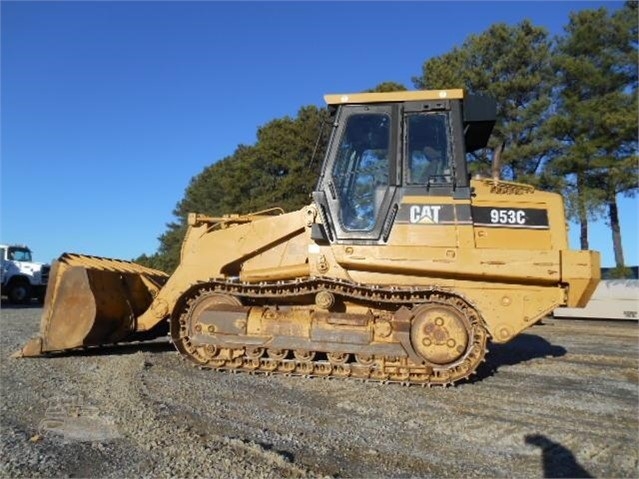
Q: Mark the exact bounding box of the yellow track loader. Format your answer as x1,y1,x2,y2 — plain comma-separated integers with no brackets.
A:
17,90,600,385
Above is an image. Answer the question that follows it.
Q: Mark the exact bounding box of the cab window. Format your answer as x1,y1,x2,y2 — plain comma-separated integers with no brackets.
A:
331,113,390,231
406,113,451,185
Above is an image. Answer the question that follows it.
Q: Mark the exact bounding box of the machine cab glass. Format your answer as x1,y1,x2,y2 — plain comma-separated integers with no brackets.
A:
331,113,391,231
317,103,399,243
405,113,452,186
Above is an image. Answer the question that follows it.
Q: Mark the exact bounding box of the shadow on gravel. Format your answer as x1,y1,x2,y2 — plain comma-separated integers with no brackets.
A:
32,341,173,358
525,433,593,478
472,332,567,382
0,299,43,309
254,440,296,463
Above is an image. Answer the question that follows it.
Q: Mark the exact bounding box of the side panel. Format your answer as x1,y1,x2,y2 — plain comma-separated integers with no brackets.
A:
470,180,569,252
332,245,561,285
390,196,474,249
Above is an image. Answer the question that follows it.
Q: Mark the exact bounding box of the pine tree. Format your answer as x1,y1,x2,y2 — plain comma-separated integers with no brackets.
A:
547,2,638,261
413,21,556,183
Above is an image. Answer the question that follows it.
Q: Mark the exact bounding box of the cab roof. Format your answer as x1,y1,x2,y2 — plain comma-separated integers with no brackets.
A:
324,89,464,105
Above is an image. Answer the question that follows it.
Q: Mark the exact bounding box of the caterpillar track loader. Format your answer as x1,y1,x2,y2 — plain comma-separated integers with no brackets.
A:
17,90,600,386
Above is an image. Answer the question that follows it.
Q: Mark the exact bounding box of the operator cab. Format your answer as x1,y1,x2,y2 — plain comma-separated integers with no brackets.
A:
313,89,496,244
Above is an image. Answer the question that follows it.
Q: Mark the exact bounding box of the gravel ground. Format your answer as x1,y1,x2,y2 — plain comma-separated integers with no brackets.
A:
1,305,637,478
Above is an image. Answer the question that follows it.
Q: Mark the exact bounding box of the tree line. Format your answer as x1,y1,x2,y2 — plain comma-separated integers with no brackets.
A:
136,2,638,275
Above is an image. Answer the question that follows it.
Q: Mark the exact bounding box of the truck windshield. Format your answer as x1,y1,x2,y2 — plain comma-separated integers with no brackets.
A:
8,247,32,262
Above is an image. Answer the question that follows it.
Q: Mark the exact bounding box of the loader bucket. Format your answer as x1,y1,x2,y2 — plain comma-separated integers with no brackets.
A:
16,253,169,357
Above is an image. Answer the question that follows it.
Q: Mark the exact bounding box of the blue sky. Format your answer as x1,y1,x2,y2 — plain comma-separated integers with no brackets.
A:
1,1,636,268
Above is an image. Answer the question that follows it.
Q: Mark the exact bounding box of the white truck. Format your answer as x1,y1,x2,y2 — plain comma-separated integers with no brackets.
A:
0,244,50,304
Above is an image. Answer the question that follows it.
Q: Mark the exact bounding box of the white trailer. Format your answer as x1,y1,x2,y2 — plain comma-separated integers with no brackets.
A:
554,279,639,320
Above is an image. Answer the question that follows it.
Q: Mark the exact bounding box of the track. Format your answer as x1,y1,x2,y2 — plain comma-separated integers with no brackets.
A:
170,278,488,386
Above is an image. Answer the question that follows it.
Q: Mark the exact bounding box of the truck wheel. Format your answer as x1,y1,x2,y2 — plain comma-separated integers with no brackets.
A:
8,280,31,304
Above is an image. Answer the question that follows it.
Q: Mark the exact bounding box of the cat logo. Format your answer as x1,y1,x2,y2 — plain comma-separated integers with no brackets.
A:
409,205,442,224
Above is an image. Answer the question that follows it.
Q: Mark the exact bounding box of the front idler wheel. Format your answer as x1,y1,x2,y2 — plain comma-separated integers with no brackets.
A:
171,291,242,365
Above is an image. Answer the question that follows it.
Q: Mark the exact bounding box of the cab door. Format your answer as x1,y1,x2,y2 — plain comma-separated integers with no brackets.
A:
315,104,400,244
